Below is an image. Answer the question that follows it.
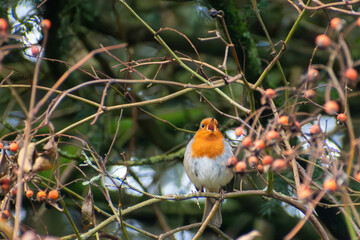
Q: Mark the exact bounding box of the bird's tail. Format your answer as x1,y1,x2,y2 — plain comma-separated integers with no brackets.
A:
203,197,222,228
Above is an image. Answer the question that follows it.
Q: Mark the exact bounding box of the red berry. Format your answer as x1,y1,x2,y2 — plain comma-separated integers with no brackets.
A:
307,68,319,82
315,34,331,48
330,17,344,31
355,172,360,182
265,88,276,99
227,156,237,167
345,68,358,82
257,164,263,173
304,89,316,98
262,155,273,165
0,178,10,185
337,113,347,123
266,130,280,141
9,142,18,152
248,156,259,166
235,161,247,173
284,149,294,157
0,142,3,148
272,159,287,171
235,127,244,137
0,18,7,31
298,184,312,199
357,18,360,27
0,18,7,37
254,139,266,150
242,137,252,148
324,101,339,115
31,46,40,56
1,210,9,221
323,179,337,191
41,19,51,30
48,190,59,200
279,116,289,126
1,184,9,191
310,125,322,135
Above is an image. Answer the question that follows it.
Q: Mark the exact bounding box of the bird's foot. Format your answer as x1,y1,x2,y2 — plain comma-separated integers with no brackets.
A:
219,188,225,202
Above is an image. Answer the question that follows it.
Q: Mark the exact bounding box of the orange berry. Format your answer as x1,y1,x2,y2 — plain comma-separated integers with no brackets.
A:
315,34,331,48
9,142,18,152
26,190,33,198
310,125,322,135
31,46,40,56
337,113,347,123
298,184,312,199
279,116,289,126
304,89,316,98
248,156,259,166
227,156,237,167
324,101,339,115
242,136,252,147
284,149,294,157
37,191,47,201
235,161,247,173
323,179,337,191
41,19,51,30
345,68,358,82
235,127,244,137
355,172,360,182
257,164,263,173
265,88,276,99
330,17,344,31
266,130,280,141
307,68,319,82
272,159,287,171
0,142,3,148
1,210,9,220
262,155,273,165
0,18,7,31
0,18,7,37
254,139,266,150
48,190,59,200
357,18,360,27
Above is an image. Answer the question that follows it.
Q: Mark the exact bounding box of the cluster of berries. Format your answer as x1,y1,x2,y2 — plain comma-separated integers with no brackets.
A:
227,83,350,198
228,125,288,175
0,140,59,223
25,189,59,201
315,17,359,84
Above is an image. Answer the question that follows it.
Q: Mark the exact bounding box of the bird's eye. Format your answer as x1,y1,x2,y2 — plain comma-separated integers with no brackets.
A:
201,124,205,128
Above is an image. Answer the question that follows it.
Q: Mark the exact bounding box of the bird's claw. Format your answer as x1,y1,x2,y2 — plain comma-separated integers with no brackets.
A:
219,188,225,202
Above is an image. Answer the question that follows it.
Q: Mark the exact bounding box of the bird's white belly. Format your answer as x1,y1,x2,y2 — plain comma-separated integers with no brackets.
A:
184,155,233,192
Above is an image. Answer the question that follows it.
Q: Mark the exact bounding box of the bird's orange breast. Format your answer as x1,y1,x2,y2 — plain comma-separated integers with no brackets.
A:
191,130,225,158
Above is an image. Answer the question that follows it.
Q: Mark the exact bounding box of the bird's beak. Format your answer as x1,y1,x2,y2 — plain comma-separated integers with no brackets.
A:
207,118,216,131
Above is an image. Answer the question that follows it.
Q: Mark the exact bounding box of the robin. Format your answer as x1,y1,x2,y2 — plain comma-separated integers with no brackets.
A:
183,117,234,227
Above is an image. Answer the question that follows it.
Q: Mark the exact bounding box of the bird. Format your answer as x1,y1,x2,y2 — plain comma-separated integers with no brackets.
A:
183,117,234,227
